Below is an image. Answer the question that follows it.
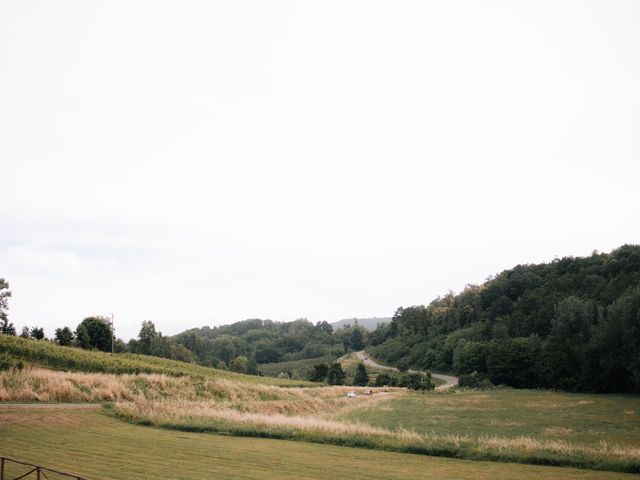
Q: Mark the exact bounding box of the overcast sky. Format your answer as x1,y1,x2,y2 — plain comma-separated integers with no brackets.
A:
1,1,639,341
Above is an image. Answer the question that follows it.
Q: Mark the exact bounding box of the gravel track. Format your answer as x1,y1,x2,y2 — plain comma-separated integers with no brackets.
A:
354,351,459,390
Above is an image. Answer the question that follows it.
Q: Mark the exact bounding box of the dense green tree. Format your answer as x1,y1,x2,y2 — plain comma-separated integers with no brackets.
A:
168,343,197,363
136,320,159,355
30,326,45,340
315,320,333,335
367,323,390,346
230,355,249,374
350,328,365,351
398,372,431,390
308,363,329,382
341,336,351,353
254,345,280,364
247,355,258,375
590,285,640,392
353,363,369,386
486,337,539,388
540,297,594,390
114,338,128,353
374,372,393,386
0,279,14,335
211,336,236,365
133,320,172,357
326,362,346,385
453,341,488,374
150,335,171,358
76,316,112,352
54,327,74,346
301,341,328,359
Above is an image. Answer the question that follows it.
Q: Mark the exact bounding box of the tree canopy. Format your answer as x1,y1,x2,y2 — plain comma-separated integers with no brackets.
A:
0,279,14,336
76,317,113,352
369,245,640,393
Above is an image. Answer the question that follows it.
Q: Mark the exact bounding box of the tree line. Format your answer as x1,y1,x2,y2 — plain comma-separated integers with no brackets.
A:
368,245,640,393
1,278,370,376
3,244,638,392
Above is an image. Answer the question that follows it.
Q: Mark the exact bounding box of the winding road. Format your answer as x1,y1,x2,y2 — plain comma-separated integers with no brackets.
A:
355,351,459,391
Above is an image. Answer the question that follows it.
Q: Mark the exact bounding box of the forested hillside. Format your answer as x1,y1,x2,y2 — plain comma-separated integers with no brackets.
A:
368,245,640,392
172,318,366,369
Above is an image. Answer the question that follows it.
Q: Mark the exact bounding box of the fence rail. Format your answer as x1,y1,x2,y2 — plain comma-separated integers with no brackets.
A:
0,457,89,480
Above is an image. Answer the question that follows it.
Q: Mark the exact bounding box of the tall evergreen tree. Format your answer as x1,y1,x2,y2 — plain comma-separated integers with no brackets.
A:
353,363,369,386
326,362,346,385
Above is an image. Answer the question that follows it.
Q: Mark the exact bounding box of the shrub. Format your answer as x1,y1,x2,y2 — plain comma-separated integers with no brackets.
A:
374,372,392,387
0,353,15,371
458,371,482,388
396,372,432,390
458,371,495,389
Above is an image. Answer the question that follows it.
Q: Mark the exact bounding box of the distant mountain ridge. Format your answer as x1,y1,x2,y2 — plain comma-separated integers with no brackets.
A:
332,317,390,331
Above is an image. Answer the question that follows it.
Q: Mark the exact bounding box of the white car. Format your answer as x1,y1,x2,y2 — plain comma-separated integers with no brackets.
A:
346,391,357,398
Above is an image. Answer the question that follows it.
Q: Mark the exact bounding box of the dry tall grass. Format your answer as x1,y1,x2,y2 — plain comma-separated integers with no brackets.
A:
0,367,325,403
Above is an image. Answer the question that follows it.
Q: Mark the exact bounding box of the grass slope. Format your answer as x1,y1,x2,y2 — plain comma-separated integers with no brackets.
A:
0,406,634,480
0,335,312,386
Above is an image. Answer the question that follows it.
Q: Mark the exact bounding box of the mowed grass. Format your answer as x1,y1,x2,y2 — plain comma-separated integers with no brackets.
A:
0,406,635,480
340,388,640,471
342,389,640,446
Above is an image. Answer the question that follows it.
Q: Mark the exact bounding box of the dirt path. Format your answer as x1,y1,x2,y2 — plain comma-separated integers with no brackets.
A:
354,351,459,391
0,403,101,409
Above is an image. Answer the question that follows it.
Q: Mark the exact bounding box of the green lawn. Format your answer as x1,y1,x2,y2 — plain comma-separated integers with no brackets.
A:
341,388,640,447
0,406,635,480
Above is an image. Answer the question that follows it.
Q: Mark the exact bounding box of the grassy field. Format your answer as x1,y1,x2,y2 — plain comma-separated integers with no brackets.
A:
2,337,639,473
0,335,312,386
0,406,635,480
341,388,640,472
343,389,640,444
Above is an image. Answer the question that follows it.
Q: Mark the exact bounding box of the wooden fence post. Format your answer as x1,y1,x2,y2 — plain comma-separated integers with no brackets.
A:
1,457,5,480
36,466,41,480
